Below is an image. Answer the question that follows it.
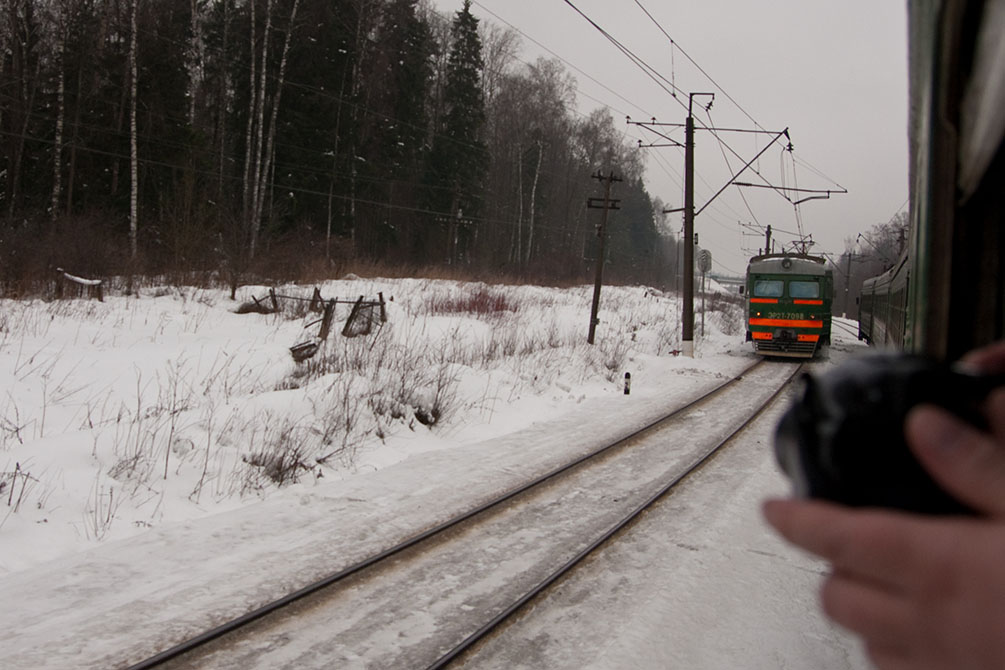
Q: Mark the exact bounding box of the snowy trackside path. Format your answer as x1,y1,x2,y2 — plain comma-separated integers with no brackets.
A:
458,388,871,670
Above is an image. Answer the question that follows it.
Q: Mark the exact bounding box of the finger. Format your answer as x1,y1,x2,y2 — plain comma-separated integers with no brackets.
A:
987,387,1005,441
865,642,918,670
906,405,1005,516
821,570,915,647
763,499,921,588
959,341,1005,374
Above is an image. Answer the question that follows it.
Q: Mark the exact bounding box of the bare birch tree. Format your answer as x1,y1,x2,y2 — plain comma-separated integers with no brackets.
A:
253,0,300,252
51,1,67,220
129,0,139,261
3,0,43,220
187,0,203,126
525,139,543,266
479,22,519,110
240,0,258,254
246,0,272,258
215,0,230,208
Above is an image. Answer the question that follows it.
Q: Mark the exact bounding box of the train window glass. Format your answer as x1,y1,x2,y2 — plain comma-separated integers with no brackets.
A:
753,280,784,297
789,281,821,299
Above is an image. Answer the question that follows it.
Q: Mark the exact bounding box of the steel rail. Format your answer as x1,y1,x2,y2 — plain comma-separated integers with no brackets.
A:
125,358,765,670
830,319,861,339
426,361,804,669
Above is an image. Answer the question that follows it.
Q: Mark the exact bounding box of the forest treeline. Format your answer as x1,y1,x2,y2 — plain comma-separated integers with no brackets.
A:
830,211,909,318
1,0,679,292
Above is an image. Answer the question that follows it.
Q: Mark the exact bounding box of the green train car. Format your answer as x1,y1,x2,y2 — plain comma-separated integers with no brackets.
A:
744,253,833,358
854,0,1005,359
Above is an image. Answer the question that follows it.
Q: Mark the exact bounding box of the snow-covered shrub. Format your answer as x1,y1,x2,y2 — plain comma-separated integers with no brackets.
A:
703,292,745,336
423,284,517,317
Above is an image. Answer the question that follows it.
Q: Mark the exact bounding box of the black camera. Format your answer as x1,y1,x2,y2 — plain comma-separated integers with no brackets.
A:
774,354,1003,515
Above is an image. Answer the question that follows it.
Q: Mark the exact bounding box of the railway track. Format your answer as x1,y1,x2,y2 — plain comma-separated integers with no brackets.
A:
830,318,860,339
126,357,802,670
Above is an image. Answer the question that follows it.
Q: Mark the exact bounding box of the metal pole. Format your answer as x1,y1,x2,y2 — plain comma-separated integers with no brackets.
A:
845,252,852,318
701,270,706,337
682,110,695,357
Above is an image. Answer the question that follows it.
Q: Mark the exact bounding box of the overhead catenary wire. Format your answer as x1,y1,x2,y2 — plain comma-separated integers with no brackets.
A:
789,148,806,241
471,0,655,120
644,142,757,235
641,130,772,239
630,0,768,133
701,106,765,228
629,0,848,194
560,0,684,102
561,4,803,212
597,0,850,222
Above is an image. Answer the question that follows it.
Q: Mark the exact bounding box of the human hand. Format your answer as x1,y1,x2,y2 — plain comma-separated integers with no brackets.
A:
763,341,1005,670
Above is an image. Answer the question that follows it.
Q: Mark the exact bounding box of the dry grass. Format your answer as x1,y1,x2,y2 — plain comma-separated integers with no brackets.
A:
425,286,518,316
1,276,711,542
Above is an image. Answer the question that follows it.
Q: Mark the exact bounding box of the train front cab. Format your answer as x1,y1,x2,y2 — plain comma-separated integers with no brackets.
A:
745,260,832,358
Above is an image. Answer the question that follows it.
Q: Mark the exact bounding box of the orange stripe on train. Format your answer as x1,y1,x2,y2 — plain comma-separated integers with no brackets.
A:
748,318,823,328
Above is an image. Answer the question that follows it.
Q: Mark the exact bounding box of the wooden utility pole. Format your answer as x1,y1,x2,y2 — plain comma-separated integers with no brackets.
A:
587,172,621,344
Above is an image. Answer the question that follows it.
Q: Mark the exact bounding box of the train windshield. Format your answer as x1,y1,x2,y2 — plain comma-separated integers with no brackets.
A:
753,280,784,297
789,281,821,299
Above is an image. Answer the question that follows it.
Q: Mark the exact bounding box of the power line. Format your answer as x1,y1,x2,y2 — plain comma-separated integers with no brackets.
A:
471,0,808,278
0,126,626,241
473,0,804,230
560,0,683,102
562,0,848,214
701,107,764,228
630,0,768,132
471,0,654,119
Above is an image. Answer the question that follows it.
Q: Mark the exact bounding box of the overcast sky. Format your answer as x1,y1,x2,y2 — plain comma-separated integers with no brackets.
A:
429,0,910,276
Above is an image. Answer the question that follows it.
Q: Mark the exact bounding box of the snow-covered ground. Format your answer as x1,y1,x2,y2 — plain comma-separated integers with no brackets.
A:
0,277,871,668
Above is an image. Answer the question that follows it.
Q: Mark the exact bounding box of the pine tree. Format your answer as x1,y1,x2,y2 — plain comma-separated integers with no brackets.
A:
371,0,432,177
425,0,487,264
355,0,434,259
258,0,365,244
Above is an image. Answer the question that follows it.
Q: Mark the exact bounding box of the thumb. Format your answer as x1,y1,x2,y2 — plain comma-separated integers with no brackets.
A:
906,404,1005,516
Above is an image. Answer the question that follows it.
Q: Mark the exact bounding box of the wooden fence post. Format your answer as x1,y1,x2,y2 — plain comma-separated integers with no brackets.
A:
319,299,336,340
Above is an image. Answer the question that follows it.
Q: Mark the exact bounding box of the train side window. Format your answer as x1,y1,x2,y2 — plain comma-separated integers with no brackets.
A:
789,281,821,299
753,280,784,297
